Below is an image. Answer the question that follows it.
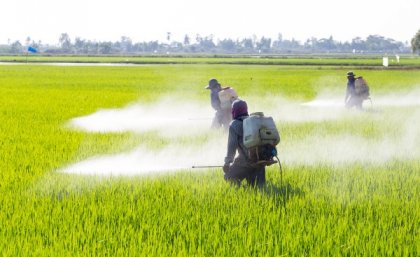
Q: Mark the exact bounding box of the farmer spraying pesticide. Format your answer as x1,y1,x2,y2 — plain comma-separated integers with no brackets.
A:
223,99,280,187
344,71,371,110
205,78,238,130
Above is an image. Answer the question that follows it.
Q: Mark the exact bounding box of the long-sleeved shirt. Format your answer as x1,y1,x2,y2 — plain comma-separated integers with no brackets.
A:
224,116,250,165
210,89,221,111
345,78,356,100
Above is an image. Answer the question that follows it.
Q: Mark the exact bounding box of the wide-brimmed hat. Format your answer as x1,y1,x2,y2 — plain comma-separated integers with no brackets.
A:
347,71,356,77
205,78,220,89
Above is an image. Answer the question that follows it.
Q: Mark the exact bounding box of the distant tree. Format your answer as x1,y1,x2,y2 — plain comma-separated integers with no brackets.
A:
25,36,31,46
199,35,216,50
277,33,283,42
30,40,40,49
59,33,71,51
351,37,365,51
302,37,317,51
272,34,286,50
195,34,202,44
74,37,86,53
91,41,99,54
280,38,300,52
183,34,190,46
256,37,272,52
364,34,403,53
144,41,159,52
99,42,112,54
9,31,410,55
241,38,254,50
411,29,420,54
82,40,91,54
370,35,387,50
218,38,236,52
120,36,133,52
10,40,23,53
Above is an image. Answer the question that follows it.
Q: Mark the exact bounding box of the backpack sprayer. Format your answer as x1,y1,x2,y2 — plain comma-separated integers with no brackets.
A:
243,112,284,191
218,87,238,110
243,112,280,165
355,76,373,108
243,112,286,209
192,112,284,190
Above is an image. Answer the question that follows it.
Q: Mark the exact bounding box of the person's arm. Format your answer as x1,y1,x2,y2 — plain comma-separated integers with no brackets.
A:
224,126,238,165
210,91,221,111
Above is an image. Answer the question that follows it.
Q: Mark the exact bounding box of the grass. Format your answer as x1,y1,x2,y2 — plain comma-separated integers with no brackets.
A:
0,63,419,256
1,54,420,67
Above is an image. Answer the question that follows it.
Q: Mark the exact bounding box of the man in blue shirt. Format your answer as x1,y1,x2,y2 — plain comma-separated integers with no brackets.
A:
205,78,232,129
344,71,363,109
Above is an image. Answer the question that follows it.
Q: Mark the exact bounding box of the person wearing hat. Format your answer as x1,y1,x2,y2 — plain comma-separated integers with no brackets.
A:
223,99,266,187
344,71,363,109
205,78,233,129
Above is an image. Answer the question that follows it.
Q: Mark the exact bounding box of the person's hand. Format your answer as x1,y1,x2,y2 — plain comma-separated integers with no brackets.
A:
223,164,230,173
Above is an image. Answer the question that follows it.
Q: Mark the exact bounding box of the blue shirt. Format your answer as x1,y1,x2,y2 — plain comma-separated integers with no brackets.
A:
346,78,356,97
210,89,221,111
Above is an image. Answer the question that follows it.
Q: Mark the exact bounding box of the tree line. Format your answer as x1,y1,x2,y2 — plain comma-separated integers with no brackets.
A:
1,31,420,55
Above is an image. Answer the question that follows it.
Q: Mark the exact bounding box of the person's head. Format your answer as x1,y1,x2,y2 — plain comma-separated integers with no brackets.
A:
347,71,356,80
205,78,221,90
231,99,248,119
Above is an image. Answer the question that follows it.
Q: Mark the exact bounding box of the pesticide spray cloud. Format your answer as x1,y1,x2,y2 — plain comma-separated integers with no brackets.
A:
67,97,214,137
301,88,420,108
282,118,420,166
254,95,347,123
280,88,420,165
60,137,227,176
60,89,420,176
61,97,228,176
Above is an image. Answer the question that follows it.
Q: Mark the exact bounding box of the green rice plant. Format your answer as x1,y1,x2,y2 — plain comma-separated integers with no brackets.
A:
0,63,419,256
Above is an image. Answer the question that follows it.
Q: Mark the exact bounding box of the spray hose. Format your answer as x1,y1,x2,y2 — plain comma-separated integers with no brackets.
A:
274,156,283,189
271,148,284,190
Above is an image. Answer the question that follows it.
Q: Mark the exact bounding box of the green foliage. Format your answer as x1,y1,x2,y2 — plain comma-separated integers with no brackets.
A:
0,63,419,256
411,29,420,54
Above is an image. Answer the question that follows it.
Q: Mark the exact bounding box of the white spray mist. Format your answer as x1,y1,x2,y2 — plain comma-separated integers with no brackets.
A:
60,90,420,176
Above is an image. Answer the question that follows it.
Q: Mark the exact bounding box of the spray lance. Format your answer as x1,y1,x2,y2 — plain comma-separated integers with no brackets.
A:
191,150,284,188
192,165,223,169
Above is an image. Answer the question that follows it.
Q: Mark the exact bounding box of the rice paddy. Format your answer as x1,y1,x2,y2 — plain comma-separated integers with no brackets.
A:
0,61,419,256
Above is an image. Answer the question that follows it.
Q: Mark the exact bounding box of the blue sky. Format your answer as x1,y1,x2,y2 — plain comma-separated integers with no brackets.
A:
2,0,419,45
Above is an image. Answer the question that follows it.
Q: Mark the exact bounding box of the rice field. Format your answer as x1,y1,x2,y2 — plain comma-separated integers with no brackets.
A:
1,54,420,67
0,62,419,256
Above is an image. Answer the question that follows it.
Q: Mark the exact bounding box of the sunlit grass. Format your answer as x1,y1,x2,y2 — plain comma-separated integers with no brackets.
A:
0,63,419,256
